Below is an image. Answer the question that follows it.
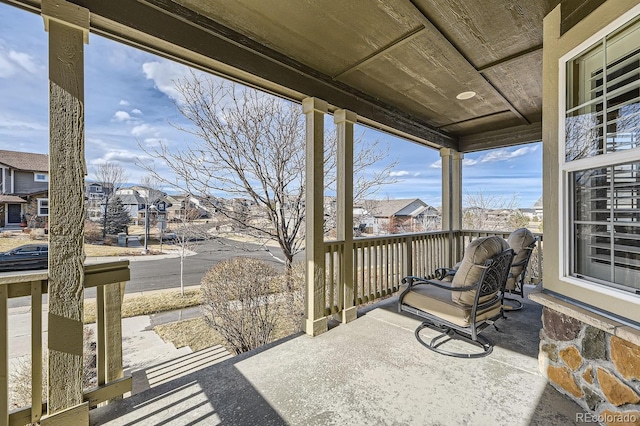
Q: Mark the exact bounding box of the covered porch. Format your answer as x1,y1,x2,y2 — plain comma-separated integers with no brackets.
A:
89,293,585,425
2,0,640,424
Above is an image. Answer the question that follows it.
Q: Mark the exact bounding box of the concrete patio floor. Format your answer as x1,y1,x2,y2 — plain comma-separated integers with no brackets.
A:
90,291,591,425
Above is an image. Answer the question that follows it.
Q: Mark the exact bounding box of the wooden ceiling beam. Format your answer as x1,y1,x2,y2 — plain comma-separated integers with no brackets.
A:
333,26,426,80
458,122,542,153
477,44,543,74
406,0,530,125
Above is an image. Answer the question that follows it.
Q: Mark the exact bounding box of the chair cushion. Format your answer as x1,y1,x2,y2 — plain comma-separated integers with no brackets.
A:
506,228,535,290
451,236,509,306
400,283,502,327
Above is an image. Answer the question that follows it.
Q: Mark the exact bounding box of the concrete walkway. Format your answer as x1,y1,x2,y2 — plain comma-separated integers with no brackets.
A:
90,294,592,426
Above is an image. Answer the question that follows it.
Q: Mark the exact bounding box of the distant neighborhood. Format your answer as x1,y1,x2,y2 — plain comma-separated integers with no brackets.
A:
0,149,543,236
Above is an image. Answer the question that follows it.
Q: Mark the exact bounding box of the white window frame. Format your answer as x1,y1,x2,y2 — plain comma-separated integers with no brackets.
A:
34,173,48,182
558,6,640,300
37,198,49,217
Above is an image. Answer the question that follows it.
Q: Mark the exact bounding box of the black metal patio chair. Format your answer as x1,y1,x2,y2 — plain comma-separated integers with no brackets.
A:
502,228,538,311
434,228,537,311
398,236,514,358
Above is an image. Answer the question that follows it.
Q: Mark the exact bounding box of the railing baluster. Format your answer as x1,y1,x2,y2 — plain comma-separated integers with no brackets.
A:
31,281,43,424
329,246,335,313
338,244,344,312
97,285,106,387
1,284,7,426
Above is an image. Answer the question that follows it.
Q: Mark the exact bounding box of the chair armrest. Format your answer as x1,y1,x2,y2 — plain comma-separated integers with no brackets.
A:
401,276,477,292
434,267,456,280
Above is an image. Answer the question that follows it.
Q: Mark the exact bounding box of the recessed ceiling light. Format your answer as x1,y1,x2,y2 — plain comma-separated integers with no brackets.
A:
456,91,476,100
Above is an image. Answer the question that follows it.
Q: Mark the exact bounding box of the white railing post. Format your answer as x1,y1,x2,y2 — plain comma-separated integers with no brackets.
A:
303,98,328,336
0,284,7,426
335,109,357,323
31,281,43,423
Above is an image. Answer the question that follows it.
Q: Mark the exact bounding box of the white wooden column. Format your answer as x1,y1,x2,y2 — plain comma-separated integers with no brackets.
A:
42,0,89,422
451,150,463,231
440,148,463,265
334,109,357,323
303,98,328,336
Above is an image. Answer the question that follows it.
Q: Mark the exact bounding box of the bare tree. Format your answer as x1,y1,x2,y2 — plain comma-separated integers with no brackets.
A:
92,162,127,238
140,74,397,271
462,191,528,232
170,208,211,295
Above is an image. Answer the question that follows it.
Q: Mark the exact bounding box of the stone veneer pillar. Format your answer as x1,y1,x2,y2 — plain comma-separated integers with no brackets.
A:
533,293,640,426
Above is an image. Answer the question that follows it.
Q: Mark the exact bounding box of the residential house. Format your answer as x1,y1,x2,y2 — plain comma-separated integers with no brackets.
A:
360,198,440,235
0,149,49,229
111,188,146,224
165,194,208,221
84,181,113,221
532,196,543,219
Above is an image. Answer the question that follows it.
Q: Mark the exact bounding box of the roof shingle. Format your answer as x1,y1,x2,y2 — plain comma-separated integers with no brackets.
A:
0,150,48,172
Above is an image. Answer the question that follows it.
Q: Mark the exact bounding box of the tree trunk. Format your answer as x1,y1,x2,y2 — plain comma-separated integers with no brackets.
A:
180,251,185,296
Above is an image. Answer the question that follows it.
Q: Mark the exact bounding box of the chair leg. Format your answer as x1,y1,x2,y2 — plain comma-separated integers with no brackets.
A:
415,323,494,358
502,296,523,311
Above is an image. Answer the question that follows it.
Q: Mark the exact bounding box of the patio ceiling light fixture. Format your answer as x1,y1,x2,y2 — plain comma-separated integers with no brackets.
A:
456,91,476,100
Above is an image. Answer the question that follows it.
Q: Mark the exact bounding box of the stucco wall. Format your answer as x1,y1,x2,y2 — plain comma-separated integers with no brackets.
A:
542,0,640,322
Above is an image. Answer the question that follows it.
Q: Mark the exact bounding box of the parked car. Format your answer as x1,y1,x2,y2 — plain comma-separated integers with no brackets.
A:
0,244,48,272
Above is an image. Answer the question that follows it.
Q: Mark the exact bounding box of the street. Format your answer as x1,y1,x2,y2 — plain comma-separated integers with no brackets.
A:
126,237,285,293
7,237,292,308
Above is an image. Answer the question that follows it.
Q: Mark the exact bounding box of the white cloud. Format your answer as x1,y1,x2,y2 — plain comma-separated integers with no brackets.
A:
90,150,150,165
131,123,154,136
9,51,38,74
143,137,167,147
0,53,16,78
113,111,131,122
142,60,193,104
119,100,130,106
390,170,410,177
131,108,142,115
0,48,40,78
0,114,46,131
477,145,539,164
430,157,478,168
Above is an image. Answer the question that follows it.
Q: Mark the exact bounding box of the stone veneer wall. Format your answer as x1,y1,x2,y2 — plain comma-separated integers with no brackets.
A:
25,194,48,229
540,307,640,425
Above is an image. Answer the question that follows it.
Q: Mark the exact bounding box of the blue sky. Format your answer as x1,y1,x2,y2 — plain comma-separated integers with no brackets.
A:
0,4,542,208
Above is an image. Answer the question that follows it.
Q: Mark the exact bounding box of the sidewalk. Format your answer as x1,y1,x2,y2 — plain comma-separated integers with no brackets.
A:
8,302,206,396
84,247,196,265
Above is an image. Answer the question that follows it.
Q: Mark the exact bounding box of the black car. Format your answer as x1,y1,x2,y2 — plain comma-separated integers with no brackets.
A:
0,244,48,272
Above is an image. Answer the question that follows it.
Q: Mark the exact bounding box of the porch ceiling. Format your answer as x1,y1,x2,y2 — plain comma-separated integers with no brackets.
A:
7,0,560,151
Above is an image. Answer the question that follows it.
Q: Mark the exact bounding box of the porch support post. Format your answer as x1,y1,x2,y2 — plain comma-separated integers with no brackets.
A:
42,0,89,420
303,98,328,336
440,148,463,265
335,109,357,323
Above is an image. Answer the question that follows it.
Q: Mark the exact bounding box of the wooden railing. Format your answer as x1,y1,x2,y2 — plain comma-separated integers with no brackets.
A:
323,229,544,317
1,261,131,426
457,230,544,284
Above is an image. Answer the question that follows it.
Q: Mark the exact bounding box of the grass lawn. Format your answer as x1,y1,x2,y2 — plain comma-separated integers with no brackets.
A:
84,288,202,323
154,317,226,352
0,232,172,256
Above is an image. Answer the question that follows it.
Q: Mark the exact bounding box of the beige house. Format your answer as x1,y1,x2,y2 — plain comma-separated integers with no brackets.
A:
1,0,640,424
359,198,440,234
